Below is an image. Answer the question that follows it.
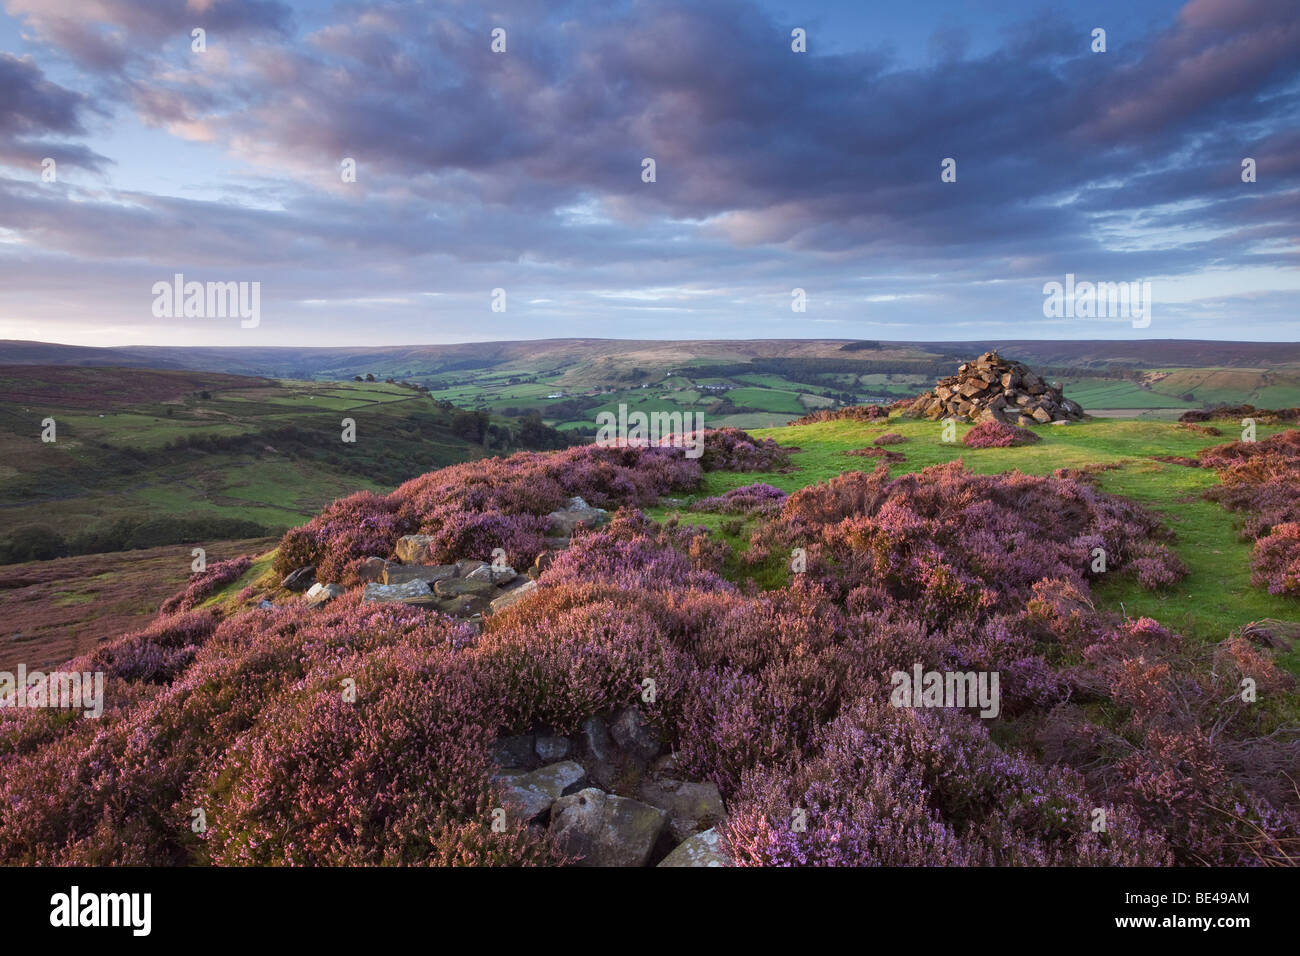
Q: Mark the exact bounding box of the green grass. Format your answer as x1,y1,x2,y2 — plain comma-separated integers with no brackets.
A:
53,590,97,607
710,412,801,429
202,549,279,611
724,386,807,414
1058,379,1198,410
1089,465,1300,673
54,412,251,448
1253,384,1300,407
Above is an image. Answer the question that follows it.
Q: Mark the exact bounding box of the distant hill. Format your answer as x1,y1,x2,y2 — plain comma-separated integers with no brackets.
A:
7,337,1300,383
7,338,1300,435
914,339,1300,369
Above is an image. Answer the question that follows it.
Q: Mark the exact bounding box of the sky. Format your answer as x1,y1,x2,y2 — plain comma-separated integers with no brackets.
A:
0,0,1296,348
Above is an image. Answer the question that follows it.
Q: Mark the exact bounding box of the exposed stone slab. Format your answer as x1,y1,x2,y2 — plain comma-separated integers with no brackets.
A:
658,828,731,867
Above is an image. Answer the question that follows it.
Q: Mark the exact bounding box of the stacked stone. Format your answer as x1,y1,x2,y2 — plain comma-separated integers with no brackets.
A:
905,350,1085,425
280,496,610,627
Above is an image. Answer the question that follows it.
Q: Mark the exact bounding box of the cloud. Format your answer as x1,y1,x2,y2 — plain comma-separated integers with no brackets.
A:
4,0,293,70
0,0,1296,345
0,53,109,171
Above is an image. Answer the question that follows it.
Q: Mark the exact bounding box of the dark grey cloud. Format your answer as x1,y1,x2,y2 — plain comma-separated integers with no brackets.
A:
0,52,108,171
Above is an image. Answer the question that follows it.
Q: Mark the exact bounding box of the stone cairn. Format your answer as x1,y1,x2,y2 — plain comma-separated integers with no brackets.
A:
904,350,1085,426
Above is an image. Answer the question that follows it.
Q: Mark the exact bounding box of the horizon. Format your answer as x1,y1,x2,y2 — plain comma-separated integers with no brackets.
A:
10,333,1300,352
1,0,1298,347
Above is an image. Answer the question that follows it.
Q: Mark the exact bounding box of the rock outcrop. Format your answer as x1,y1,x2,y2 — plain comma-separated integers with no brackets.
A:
497,761,589,823
488,705,729,866
904,350,1084,425
290,496,602,628
359,546,540,622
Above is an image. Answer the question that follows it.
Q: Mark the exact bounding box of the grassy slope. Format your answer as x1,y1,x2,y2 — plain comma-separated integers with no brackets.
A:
0,537,279,671
0,374,485,548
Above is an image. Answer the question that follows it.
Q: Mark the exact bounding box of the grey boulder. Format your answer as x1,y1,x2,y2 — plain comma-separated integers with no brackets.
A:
304,582,343,608
383,563,457,586
535,734,572,763
549,788,668,867
280,565,316,592
466,563,517,584
361,579,438,608
657,828,732,867
488,578,538,614
611,706,662,763
638,778,726,842
499,761,588,824
393,535,436,564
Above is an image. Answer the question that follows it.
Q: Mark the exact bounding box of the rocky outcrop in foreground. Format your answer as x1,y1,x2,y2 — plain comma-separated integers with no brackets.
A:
271,494,732,865
492,706,729,867
904,350,1084,425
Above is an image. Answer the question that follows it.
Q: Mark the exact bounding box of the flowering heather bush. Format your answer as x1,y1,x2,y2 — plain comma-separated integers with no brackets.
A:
0,594,532,865
759,462,1185,610
89,609,220,684
963,419,1041,448
697,427,791,472
1200,428,1300,474
789,405,890,425
1126,540,1191,590
873,432,907,445
844,446,906,463
692,483,788,516
274,490,411,581
276,432,785,585
543,509,733,594
1181,404,1300,425
1200,430,1300,596
725,698,1172,866
2,434,1296,867
1177,422,1222,437
1252,522,1300,596
274,443,705,582
159,556,252,614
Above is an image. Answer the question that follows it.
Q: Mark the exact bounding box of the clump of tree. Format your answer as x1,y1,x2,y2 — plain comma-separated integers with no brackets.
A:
0,516,271,565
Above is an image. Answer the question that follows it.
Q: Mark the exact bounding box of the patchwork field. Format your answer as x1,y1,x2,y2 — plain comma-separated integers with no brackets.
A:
1059,367,1300,418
